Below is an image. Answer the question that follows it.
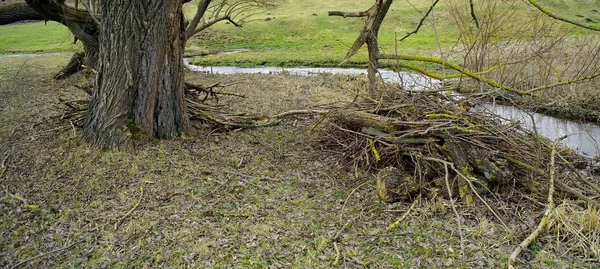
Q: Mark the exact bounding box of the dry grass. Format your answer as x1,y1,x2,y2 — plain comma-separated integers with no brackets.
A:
549,202,600,259
1,54,598,268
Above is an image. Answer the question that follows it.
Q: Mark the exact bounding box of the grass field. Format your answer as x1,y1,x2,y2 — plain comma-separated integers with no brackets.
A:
1,0,599,66
0,21,79,53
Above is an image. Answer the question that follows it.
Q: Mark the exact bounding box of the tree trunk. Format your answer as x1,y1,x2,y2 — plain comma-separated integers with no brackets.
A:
367,0,392,97
82,0,191,149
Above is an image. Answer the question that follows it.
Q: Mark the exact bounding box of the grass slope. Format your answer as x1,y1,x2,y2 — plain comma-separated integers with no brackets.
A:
1,0,599,65
0,22,79,53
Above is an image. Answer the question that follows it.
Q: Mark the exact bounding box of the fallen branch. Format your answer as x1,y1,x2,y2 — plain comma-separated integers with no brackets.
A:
445,162,465,259
272,109,329,119
508,139,558,268
328,10,372,18
10,239,85,269
115,185,144,230
553,151,600,196
386,196,419,231
506,157,600,209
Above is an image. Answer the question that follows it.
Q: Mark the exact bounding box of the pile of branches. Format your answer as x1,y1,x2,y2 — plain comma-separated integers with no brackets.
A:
318,89,600,208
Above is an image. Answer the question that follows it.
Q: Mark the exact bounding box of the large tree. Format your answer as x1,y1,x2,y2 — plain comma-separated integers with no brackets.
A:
81,0,191,149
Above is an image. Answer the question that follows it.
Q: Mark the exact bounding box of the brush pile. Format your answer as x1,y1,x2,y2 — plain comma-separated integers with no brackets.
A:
319,89,600,207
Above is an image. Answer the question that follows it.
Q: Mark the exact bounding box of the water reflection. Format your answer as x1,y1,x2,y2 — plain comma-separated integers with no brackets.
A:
482,103,600,158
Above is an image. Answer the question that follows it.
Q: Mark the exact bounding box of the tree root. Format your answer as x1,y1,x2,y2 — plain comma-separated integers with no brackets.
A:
53,52,84,80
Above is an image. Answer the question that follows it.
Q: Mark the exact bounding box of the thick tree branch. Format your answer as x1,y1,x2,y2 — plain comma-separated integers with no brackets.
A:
185,0,212,40
24,0,99,48
0,2,44,25
378,53,528,95
25,0,98,24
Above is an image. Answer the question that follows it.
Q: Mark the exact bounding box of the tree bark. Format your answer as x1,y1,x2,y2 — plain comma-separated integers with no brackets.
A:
82,0,191,149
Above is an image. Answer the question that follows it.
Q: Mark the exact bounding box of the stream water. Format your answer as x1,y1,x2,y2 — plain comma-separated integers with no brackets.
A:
184,59,600,158
481,103,600,158
183,59,441,90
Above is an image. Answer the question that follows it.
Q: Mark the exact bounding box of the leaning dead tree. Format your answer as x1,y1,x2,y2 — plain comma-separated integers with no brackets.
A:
329,0,392,97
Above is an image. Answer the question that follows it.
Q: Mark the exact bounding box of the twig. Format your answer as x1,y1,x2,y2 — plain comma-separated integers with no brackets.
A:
422,156,509,229
334,217,356,242
386,196,419,231
469,0,479,28
0,154,10,178
506,157,600,209
115,185,144,230
507,139,558,268
333,242,341,265
443,162,465,259
398,0,441,41
10,239,85,269
339,180,371,223
554,150,600,196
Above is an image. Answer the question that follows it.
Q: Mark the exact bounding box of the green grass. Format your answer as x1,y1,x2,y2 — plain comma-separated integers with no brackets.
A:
2,54,595,268
0,0,598,66
0,21,79,53
184,0,600,66
186,0,461,66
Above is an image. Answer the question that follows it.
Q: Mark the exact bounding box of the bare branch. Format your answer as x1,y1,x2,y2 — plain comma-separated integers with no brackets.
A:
469,0,479,28
185,0,212,40
527,0,600,32
378,53,529,95
398,0,441,42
